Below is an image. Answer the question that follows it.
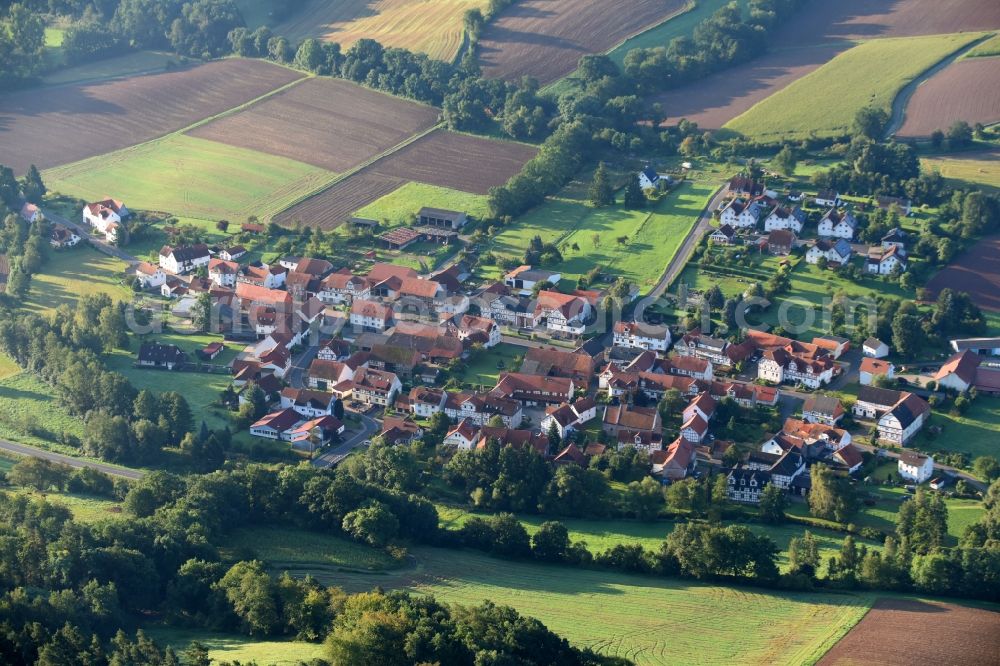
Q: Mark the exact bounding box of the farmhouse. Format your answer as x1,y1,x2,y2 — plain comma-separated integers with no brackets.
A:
801,394,844,425
418,207,467,230
859,357,895,385
83,198,129,242
725,468,771,504
934,349,1000,395
877,195,912,216
540,398,597,438
307,358,355,391
949,337,1000,356
853,386,930,444
817,209,858,239
613,320,671,352
159,244,210,275
763,205,806,233
757,346,834,389
651,439,697,481
766,230,796,255
709,224,737,245
249,408,301,441
727,176,765,198
208,258,239,287
127,261,166,289
280,387,337,418
503,266,560,292
881,228,909,251
863,337,890,358
603,404,661,439
474,427,548,455
443,391,523,428
318,272,370,305
20,202,41,223
806,239,852,266
535,290,591,335
238,262,286,289
445,419,480,449
456,314,500,348
522,347,595,388
676,329,749,368
898,451,934,484
815,190,839,207
667,355,713,381
379,227,421,250
137,342,187,370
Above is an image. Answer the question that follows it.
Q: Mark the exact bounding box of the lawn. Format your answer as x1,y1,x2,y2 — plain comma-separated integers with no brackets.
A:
354,182,490,228
105,331,240,432
452,343,525,389
0,372,85,455
146,626,326,666
480,173,714,292
921,151,1000,192
44,135,337,226
434,503,879,575
276,535,873,665
222,525,404,572
725,33,984,141
26,246,130,312
915,397,1000,460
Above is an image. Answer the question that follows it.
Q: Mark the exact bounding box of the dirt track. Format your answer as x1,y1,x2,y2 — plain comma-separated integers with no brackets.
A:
0,59,302,175
819,597,1000,665
478,0,687,85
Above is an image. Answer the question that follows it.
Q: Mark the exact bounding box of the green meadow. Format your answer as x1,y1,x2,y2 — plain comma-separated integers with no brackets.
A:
354,181,490,227
26,246,130,313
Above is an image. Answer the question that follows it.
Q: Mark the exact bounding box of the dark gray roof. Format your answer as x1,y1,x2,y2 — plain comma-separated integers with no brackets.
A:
856,385,902,407
138,342,188,364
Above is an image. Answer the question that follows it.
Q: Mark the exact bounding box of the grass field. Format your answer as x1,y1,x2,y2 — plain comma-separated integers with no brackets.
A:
248,530,873,665
452,343,525,389
0,372,85,455
268,0,488,61
10,488,124,523
354,182,490,227
26,247,130,312
725,33,983,140
44,135,336,225
915,397,1000,460
42,51,181,86
223,526,403,572
479,173,714,291
922,151,1000,192
0,354,20,382
147,626,326,666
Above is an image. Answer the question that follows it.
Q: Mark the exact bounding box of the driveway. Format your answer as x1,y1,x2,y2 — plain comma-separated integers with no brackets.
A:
41,206,139,263
311,412,380,468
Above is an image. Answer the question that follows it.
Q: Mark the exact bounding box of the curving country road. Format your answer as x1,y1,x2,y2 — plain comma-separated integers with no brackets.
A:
40,206,140,263
0,438,144,479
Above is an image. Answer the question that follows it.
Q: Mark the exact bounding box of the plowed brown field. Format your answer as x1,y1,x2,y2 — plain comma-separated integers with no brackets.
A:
478,0,687,85
274,129,535,229
898,57,1000,137
927,234,1000,313
187,78,440,173
0,59,302,174
819,598,1000,665
654,0,1000,128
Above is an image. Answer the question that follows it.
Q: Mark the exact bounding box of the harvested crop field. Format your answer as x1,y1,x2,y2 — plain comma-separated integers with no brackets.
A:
478,0,687,85
271,0,487,61
0,59,302,175
922,149,1000,191
898,56,1000,137
819,598,1000,665
653,0,1000,129
927,235,1000,313
275,130,535,229
369,131,536,194
187,77,439,173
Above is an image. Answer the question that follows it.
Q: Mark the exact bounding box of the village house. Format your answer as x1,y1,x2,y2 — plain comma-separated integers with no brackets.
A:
307,358,356,391
815,190,839,207
949,337,1000,357
49,224,80,248
708,224,737,245
806,238,853,266
719,198,764,229
867,245,907,275
126,261,166,289
280,387,337,418
763,418,852,459
444,419,480,449
638,165,661,190
535,290,591,335
317,272,370,305
83,198,128,242
852,386,929,444
348,367,403,406
238,262,287,289
830,444,865,474
665,355,713,381
317,338,351,362
249,408,301,441
473,427,549,455
651,438,697,480
603,404,662,452
877,195,912,216
757,345,835,389
675,329,751,368
455,314,501,348
766,229,796,255
408,386,447,418
20,202,42,223
898,451,935,484
350,300,393,332
801,394,844,426
859,357,895,386
881,228,909,252
380,415,423,446
727,175,765,199
725,468,771,504
763,205,806,233
745,449,804,490
491,372,574,406
137,342,188,370
540,397,597,438
613,320,671,352
208,258,240,288
443,391,524,428
521,346,596,388
934,349,1000,394
863,337,890,358
817,209,857,239
159,244,210,275
503,266,560,293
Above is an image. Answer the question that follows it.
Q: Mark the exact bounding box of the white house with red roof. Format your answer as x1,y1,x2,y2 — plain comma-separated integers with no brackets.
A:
444,419,480,449
350,299,393,332
535,290,591,335
613,320,671,352
83,198,128,242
